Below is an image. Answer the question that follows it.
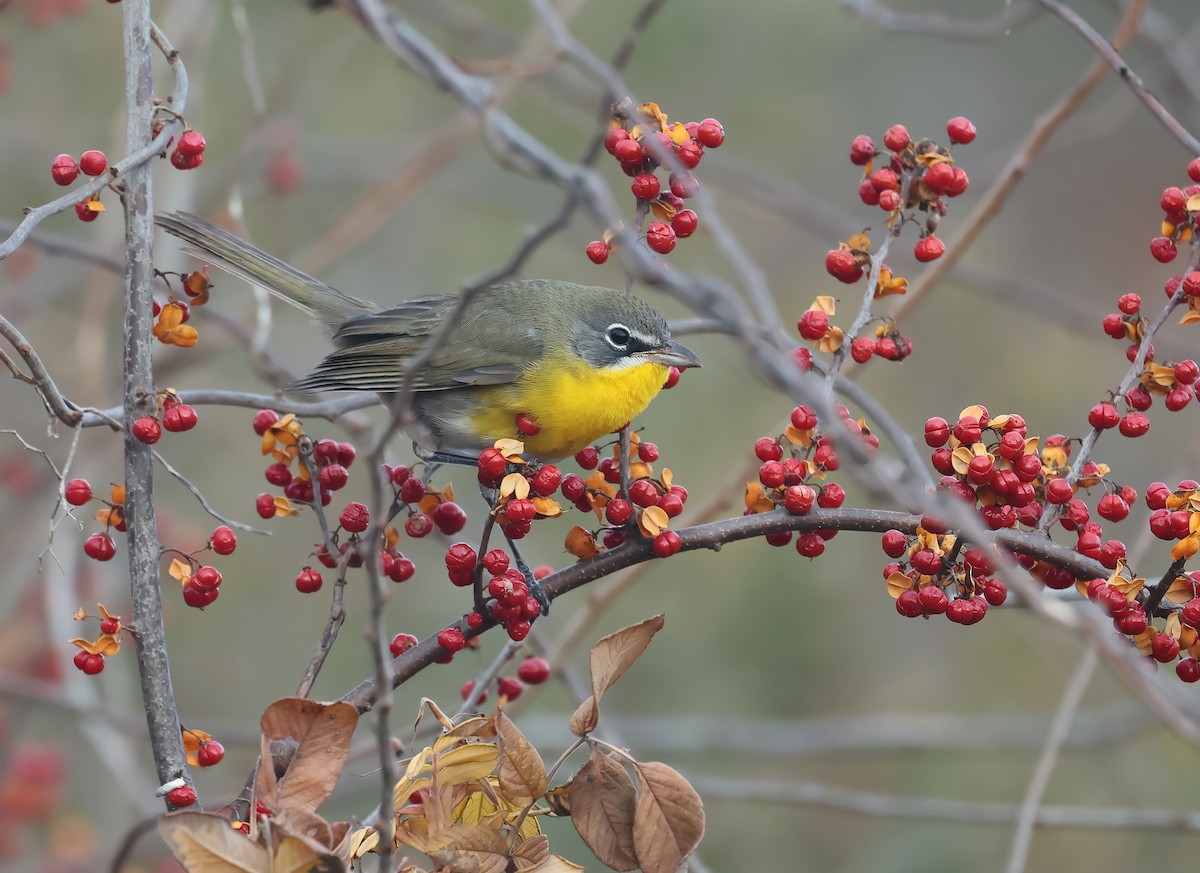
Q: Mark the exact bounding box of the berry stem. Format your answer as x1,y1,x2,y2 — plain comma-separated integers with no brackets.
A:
1143,556,1187,618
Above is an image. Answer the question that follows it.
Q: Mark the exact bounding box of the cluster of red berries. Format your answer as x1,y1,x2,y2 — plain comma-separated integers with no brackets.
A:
586,102,724,263
795,298,914,365
168,129,206,171
252,409,355,514
70,606,123,675
748,404,869,558
834,117,975,274
131,392,199,446
69,481,126,567
50,149,109,222
449,548,545,642
174,524,239,609
1148,157,1200,264
1098,292,1199,428
459,655,551,703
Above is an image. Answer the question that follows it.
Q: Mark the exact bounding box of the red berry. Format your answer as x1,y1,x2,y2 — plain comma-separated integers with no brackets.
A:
192,565,222,591
170,148,204,171
162,403,198,433
982,578,1008,606
877,189,901,211
671,209,698,238
825,249,863,283
605,498,633,526
209,526,236,555
295,567,323,593
858,178,881,206
695,118,725,148
252,409,279,435
75,200,101,222
405,512,433,538
638,442,659,463
132,417,161,445
668,171,699,199
795,531,825,558
946,116,977,144
431,501,467,535
585,240,608,264
1177,658,1200,682
883,124,910,152
1151,633,1181,663
64,478,92,506
895,590,923,617
604,127,630,154
881,529,907,558
74,650,104,674
1087,402,1119,429
339,502,370,533
629,478,660,508
612,138,644,164
182,581,218,608
923,417,950,448
255,493,277,518
51,154,78,186
437,626,465,652
1118,412,1149,438
176,129,206,158
645,221,676,254
631,173,660,200
389,633,419,657
515,656,549,685
1150,237,1178,263
917,585,948,615
782,484,816,515
79,149,107,176
914,235,945,262
652,529,681,558
849,134,875,165
166,785,197,808
1189,158,1200,184
196,739,224,767
83,533,116,561
399,476,426,504
849,337,876,363
318,464,349,492
796,309,830,341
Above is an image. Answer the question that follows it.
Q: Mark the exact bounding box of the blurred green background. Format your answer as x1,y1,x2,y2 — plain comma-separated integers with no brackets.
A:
2,0,1200,871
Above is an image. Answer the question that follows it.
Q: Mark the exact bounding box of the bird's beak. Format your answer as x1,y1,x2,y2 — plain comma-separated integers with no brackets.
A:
641,338,702,369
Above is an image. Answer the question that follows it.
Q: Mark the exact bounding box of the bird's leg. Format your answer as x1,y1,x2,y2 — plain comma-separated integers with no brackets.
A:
411,441,481,470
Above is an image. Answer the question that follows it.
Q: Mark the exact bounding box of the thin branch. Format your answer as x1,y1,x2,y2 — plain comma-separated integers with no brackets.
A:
692,774,1200,831
839,0,1042,41
1034,0,1200,155
1004,648,1098,873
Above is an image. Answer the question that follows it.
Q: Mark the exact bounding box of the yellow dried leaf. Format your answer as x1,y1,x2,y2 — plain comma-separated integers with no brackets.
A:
784,425,813,448
348,825,379,861
565,526,600,560
437,742,500,787
846,231,872,253
886,571,915,599
531,497,562,518
501,473,531,501
744,482,774,514
493,438,525,463
661,468,673,489
810,295,837,316
1172,534,1200,562
638,505,669,537
1165,576,1197,605
274,496,300,518
629,462,652,480
1132,627,1156,656
649,199,677,222
816,325,844,354
169,559,192,583
950,446,974,476
1183,311,1200,326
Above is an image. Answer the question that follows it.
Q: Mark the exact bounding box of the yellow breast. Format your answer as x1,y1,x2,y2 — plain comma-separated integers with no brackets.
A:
469,349,669,459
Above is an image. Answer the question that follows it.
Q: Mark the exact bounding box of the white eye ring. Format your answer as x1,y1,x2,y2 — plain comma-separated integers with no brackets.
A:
605,323,632,350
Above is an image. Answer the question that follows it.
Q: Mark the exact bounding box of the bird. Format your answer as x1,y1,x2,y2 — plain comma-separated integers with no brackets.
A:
156,211,701,461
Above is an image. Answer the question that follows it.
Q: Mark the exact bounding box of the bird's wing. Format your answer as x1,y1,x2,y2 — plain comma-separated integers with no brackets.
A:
290,298,540,393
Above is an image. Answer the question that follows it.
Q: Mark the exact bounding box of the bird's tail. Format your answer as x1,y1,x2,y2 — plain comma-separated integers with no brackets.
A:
155,211,375,328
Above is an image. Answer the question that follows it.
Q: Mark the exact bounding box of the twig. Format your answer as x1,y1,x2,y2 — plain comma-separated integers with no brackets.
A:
839,0,1042,41
1034,0,1200,155
692,773,1200,831
152,449,265,533
1004,647,1098,873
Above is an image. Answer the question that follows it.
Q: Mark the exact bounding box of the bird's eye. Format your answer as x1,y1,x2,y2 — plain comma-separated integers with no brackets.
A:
605,324,632,349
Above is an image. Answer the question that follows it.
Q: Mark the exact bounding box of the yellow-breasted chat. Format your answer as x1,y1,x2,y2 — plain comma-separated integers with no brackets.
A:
156,212,700,460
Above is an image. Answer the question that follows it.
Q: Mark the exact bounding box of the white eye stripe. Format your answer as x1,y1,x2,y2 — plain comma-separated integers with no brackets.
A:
604,322,658,351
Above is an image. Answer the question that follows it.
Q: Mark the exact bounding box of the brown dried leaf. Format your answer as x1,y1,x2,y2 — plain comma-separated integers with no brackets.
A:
565,525,600,560
512,834,550,869
255,699,359,814
158,810,269,873
588,615,665,705
568,752,638,871
427,825,509,873
496,710,547,802
631,761,705,873
568,696,599,737
272,835,346,873
521,856,585,873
